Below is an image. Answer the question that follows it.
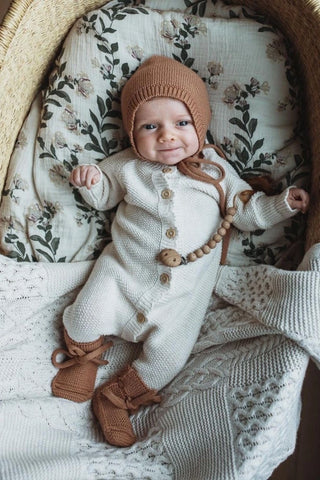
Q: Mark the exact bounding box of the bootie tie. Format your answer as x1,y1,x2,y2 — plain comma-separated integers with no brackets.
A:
52,329,112,402
92,365,161,447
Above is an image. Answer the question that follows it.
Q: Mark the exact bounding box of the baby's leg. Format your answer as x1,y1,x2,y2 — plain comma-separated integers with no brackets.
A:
51,329,112,402
92,364,161,447
92,322,197,447
132,326,196,391
51,259,117,402
62,283,112,342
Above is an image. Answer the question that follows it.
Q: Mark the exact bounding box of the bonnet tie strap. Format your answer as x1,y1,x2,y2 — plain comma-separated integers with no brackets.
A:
177,144,227,216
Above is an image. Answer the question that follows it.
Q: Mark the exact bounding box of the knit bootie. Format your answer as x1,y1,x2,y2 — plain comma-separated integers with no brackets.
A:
92,365,161,447
51,329,112,402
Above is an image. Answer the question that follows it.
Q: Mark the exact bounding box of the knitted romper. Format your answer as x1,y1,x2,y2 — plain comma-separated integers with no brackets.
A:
63,146,298,391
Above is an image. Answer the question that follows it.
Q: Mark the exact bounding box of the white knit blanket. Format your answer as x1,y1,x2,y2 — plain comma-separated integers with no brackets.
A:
1,245,320,480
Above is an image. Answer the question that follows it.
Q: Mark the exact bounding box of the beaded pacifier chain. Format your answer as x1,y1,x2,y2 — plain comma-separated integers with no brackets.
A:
158,205,237,267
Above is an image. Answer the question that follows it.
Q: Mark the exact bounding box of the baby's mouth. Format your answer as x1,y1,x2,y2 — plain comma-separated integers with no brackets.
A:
158,146,181,152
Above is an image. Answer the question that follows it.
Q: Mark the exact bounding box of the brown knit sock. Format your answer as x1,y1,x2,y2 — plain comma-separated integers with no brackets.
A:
51,329,112,403
92,365,161,447
92,378,136,447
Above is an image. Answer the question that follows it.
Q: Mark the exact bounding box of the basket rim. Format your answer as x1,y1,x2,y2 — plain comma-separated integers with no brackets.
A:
0,0,34,68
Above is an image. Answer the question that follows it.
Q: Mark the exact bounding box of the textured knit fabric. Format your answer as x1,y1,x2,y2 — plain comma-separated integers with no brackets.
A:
215,245,320,367
63,146,298,390
121,55,211,159
1,246,320,479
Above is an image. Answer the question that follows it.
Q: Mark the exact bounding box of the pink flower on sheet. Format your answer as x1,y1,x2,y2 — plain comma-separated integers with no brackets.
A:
266,39,286,62
76,74,94,98
207,61,223,89
207,62,223,76
127,46,144,61
54,132,67,149
160,19,180,42
28,204,43,224
61,105,79,133
223,84,241,107
183,16,207,35
249,78,270,95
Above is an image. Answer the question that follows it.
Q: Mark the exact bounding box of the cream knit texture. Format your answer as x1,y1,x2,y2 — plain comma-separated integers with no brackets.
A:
63,146,298,390
215,244,320,367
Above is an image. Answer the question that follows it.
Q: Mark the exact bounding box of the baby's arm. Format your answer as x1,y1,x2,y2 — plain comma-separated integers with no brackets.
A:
69,165,101,189
287,187,309,213
218,159,309,230
69,148,133,210
69,163,111,210
231,185,309,232
203,147,310,233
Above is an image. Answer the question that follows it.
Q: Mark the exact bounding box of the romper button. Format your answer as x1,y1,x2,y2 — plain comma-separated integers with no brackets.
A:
160,273,170,284
161,188,172,199
162,167,172,174
137,313,146,324
166,227,176,239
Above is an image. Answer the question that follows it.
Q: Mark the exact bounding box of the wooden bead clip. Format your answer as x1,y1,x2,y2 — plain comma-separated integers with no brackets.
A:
158,206,237,267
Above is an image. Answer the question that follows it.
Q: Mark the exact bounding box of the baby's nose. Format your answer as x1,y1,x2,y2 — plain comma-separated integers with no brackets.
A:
159,128,176,143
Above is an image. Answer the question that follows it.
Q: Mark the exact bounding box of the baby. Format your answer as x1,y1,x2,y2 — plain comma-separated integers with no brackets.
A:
51,55,309,447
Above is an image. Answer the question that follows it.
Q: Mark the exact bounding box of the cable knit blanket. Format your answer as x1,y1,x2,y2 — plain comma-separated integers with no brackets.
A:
1,244,320,480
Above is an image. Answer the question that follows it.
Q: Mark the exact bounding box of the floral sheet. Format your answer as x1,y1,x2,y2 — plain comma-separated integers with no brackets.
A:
0,0,309,268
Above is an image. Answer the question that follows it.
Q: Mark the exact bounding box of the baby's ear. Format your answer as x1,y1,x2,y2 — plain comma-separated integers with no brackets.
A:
244,175,278,195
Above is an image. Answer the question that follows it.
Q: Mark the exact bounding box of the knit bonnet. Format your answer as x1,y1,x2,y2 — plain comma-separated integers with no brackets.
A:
121,55,211,158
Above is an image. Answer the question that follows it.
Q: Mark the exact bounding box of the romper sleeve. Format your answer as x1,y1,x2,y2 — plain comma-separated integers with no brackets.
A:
204,148,298,232
76,147,134,211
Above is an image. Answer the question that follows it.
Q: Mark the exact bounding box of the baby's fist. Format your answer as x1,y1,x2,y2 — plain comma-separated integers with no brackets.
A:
69,165,100,189
287,187,309,213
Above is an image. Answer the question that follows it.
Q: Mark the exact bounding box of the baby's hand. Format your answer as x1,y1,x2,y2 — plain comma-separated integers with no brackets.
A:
69,165,100,189
287,187,309,213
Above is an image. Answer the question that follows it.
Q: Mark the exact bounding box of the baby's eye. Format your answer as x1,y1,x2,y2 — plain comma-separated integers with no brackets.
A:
143,124,157,130
177,120,190,127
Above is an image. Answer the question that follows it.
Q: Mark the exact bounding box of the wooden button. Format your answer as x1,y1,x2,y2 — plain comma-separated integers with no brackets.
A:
162,167,172,174
160,273,170,284
161,189,172,199
137,313,146,324
166,227,176,239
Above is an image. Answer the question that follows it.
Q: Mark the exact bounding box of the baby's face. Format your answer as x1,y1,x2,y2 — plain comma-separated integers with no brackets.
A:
133,98,199,165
